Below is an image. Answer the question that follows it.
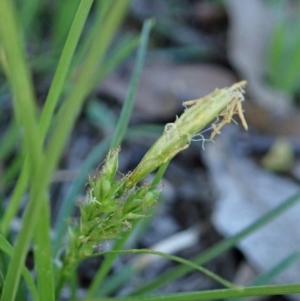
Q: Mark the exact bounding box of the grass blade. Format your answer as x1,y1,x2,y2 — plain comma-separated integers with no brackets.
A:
90,249,236,289
282,17,300,92
72,0,112,69
0,234,39,301
82,284,300,301
2,155,22,186
0,0,45,299
33,198,55,301
110,19,154,148
0,166,28,235
250,251,300,286
39,0,94,140
267,21,285,88
228,250,300,301
34,197,54,301
0,0,41,171
19,0,41,37
0,122,18,160
52,0,81,52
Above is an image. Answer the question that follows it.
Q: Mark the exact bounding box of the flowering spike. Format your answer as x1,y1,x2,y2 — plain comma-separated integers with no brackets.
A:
61,81,248,284
126,81,247,187
101,147,120,182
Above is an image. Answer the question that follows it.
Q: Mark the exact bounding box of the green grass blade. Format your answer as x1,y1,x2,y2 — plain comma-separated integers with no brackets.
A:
90,249,236,289
267,21,285,88
129,192,300,296
52,0,81,52
0,0,41,171
126,124,164,140
0,234,39,301
82,284,300,301
33,198,55,301
53,137,111,256
70,271,79,300
19,0,41,37
110,19,154,148
0,157,56,301
45,0,130,178
0,122,18,160
282,20,300,92
2,155,22,186
0,166,28,235
73,0,112,68
228,250,300,301
0,1,45,299
39,0,94,140
152,161,169,186
250,251,300,286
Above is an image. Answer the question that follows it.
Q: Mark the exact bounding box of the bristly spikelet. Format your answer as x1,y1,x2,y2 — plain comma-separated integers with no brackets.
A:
209,81,247,139
126,81,247,187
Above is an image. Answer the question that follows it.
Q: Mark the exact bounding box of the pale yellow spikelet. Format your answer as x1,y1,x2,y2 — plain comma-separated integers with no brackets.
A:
126,81,248,187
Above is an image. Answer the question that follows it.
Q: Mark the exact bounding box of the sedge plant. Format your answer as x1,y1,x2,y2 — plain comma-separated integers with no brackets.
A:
55,81,249,296
1,0,300,301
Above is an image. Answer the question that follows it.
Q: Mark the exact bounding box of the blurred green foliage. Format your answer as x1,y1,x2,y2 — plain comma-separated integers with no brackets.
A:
267,1,300,96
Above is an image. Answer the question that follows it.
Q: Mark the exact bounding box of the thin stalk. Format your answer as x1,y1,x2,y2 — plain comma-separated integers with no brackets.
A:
33,198,55,301
39,0,94,140
0,164,28,235
89,249,236,289
0,0,43,299
82,284,300,301
0,0,40,170
110,19,154,148
0,234,39,301
228,250,300,301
